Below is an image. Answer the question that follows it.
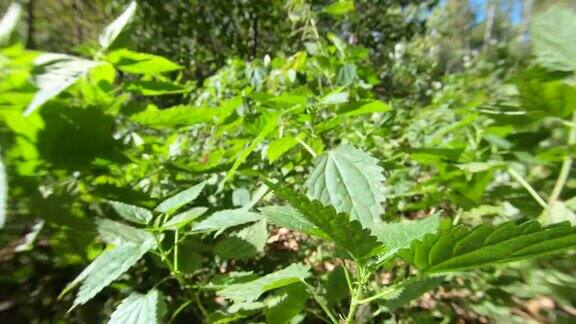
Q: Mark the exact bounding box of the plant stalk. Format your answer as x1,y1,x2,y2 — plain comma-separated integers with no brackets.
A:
345,264,368,324
303,281,339,324
508,167,547,208
173,229,179,272
156,234,208,320
355,284,399,305
548,112,576,205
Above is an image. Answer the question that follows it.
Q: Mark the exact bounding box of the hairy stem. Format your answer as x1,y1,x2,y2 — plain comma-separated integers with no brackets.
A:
345,264,368,324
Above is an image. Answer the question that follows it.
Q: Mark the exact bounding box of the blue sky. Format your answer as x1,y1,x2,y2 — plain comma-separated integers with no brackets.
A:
467,0,523,23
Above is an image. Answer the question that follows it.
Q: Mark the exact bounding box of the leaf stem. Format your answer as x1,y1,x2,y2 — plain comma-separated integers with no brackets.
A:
168,300,193,324
354,284,399,305
302,281,339,324
296,137,317,158
345,264,368,324
242,184,270,211
549,112,576,205
507,167,547,208
173,229,179,273
156,234,208,320
342,262,354,294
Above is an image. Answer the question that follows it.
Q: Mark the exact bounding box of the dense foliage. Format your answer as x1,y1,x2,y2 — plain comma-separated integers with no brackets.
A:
1,1,576,323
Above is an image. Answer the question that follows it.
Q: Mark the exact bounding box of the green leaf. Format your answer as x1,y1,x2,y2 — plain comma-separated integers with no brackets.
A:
226,113,278,181
316,100,390,133
218,263,310,303
565,195,576,210
400,220,576,274
178,248,203,274
108,201,153,225
108,289,166,324
14,220,44,252
337,63,356,86
260,205,328,239
531,5,576,71
0,3,21,46
517,68,576,118
373,214,441,261
64,220,156,307
107,49,182,74
456,161,505,173
160,207,208,230
130,97,240,128
232,188,251,207
265,93,307,108
327,33,346,55
99,1,137,50
273,187,381,260
323,0,355,16
265,283,308,324
125,80,186,96
320,90,349,105
24,54,101,116
192,209,262,234
341,100,390,117
0,153,6,229
379,276,445,313
543,201,576,225
324,266,349,305
95,218,155,245
306,144,385,230
155,181,206,213
406,147,464,163
266,135,300,163
215,219,268,260
65,239,156,309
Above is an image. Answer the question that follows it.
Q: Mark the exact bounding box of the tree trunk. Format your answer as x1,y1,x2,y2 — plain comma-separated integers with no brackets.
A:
517,0,533,44
483,1,496,50
26,0,34,48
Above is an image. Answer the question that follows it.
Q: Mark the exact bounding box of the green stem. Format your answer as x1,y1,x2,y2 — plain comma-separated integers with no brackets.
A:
355,284,399,305
242,184,270,211
342,263,354,294
156,234,208,320
345,264,368,324
307,309,330,323
303,281,339,324
508,167,547,208
173,229,179,273
549,112,576,205
152,276,172,289
296,137,317,158
191,292,208,318
302,280,339,324
168,300,193,324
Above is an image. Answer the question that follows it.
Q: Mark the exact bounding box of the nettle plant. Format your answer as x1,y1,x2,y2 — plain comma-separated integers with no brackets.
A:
60,143,576,323
4,1,576,323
